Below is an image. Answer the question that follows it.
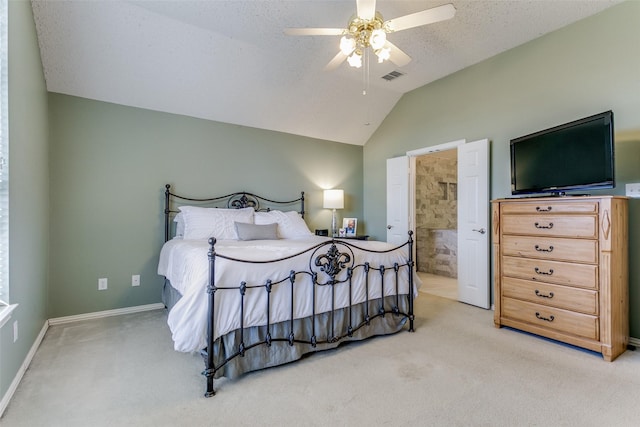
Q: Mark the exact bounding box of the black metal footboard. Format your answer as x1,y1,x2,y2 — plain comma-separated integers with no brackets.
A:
201,232,415,397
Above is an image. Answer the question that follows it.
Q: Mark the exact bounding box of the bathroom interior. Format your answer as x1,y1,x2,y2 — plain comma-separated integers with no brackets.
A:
415,150,458,301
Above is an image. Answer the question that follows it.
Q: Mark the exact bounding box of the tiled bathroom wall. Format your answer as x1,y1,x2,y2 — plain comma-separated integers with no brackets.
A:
415,154,458,278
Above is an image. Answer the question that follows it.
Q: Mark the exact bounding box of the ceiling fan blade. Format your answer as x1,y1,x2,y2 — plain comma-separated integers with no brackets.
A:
356,0,376,20
386,41,412,67
324,51,347,71
283,28,345,36
385,3,456,32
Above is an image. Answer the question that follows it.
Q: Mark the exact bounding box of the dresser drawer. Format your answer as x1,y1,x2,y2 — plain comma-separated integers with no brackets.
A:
502,235,598,264
502,214,597,238
502,298,599,340
502,277,598,314
502,256,598,289
501,201,598,215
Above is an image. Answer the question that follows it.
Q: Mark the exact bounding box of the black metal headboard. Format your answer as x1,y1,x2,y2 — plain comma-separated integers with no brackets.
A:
164,184,305,242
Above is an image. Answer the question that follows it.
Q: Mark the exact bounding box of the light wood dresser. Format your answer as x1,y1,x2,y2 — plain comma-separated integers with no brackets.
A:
492,196,628,361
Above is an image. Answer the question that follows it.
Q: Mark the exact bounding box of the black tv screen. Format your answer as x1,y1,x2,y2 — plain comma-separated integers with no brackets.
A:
510,111,614,196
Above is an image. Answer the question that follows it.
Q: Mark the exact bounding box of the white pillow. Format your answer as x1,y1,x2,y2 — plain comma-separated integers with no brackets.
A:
174,213,185,237
254,210,313,239
178,206,254,240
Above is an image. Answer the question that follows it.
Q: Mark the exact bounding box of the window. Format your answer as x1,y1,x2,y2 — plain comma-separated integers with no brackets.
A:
0,0,8,308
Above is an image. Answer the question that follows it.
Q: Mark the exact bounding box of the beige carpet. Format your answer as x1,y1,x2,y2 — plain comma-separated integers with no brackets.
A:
2,293,639,426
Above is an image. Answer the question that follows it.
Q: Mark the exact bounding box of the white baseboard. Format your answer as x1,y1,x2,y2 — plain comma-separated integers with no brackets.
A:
0,320,48,418
629,336,640,349
0,302,165,418
48,303,165,326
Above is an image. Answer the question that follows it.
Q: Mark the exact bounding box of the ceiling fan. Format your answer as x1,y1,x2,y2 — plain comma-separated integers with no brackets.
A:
284,0,456,71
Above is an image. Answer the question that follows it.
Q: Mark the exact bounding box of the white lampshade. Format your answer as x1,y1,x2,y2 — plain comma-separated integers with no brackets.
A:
340,36,356,56
347,51,362,68
369,29,387,50
323,189,344,209
375,47,390,63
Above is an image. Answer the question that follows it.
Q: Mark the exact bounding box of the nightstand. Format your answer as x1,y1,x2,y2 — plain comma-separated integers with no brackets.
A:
336,235,369,241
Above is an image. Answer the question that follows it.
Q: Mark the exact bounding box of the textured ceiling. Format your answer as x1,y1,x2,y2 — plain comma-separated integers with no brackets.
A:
31,0,621,145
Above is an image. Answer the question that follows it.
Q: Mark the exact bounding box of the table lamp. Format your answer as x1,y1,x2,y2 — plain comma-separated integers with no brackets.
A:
323,189,344,237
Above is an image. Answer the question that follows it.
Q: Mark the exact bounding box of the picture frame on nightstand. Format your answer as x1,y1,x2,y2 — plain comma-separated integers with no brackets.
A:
342,218,357,237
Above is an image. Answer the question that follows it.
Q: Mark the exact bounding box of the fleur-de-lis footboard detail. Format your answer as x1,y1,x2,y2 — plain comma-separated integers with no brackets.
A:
314,243,352,281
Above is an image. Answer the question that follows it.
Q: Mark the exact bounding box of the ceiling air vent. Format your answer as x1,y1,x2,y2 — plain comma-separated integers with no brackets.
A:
381,71,404,81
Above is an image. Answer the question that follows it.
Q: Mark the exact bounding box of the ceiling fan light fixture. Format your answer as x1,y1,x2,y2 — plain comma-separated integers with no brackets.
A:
375,47,390,63
369,28,387,50
347,51,363,68
340,36,356,56
285,2,457,71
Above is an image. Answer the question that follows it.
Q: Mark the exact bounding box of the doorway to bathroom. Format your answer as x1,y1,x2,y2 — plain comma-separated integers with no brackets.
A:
388,138,489,308
414,148,459,301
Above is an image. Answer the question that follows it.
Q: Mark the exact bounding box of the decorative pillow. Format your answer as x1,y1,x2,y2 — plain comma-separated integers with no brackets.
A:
178,206,254,240
235,222,278,241
254,210,313,239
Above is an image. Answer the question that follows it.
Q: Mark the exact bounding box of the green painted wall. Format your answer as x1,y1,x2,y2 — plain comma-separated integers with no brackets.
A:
0,0,49,402
364,1,640,337
3,0,639,406
47,94,363,317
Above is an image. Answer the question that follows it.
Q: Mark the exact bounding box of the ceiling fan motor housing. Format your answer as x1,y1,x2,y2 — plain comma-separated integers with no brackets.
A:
342,13,389,65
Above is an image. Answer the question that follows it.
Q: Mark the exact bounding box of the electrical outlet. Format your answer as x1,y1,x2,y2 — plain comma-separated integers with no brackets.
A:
13,320,18,343
132,274,140,287
625,183,640,198
98,278,108,290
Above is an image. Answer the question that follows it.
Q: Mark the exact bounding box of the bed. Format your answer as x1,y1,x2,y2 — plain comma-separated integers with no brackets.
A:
158,185,418,396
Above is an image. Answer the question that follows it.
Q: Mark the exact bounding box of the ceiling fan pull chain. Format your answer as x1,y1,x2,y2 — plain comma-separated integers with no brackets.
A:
362,49,369,96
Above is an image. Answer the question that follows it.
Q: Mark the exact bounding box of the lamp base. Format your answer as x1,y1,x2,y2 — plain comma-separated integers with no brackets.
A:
331,209,338,237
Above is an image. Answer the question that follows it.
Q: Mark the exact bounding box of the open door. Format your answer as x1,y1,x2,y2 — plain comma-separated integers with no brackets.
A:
386,156,410,245
392,138,490,309
457,139,490,308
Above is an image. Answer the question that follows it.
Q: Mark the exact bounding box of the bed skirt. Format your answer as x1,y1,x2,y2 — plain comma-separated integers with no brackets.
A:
162,279,182,311
208,294,411,379
163,280,410,380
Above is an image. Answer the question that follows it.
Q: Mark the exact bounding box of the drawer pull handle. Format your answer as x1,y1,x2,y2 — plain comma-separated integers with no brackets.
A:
535,312,555,322
534,222,554,229
534,245,554,253
535,290,554,299
536,206,552,212
534,267,554,276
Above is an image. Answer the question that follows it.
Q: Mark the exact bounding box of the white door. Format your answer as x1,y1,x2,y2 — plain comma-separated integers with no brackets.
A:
457,139,490,308
386,156,410,245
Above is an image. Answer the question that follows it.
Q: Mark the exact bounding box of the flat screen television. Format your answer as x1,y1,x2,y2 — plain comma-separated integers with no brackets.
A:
510,111,614,196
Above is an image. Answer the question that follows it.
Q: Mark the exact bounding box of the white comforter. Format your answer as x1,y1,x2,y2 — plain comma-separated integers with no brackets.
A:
158,236,418,352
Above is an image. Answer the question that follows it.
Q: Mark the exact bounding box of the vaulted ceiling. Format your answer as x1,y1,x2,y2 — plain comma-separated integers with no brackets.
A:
31,0,621,145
